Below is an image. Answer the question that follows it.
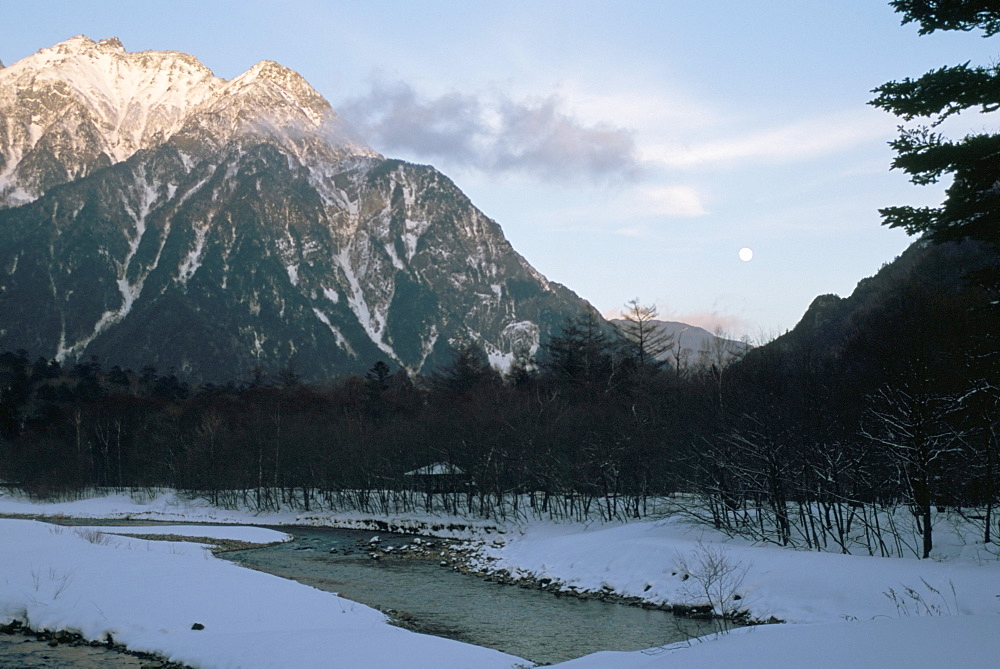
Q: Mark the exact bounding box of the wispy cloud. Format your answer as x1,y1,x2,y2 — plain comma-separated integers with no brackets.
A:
338,81,642,182
630,185,707,218
607,185,708,237
642,110,891,169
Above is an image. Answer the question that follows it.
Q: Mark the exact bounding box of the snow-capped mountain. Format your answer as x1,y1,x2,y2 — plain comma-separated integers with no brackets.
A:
0,37,596,381
0,36,371,207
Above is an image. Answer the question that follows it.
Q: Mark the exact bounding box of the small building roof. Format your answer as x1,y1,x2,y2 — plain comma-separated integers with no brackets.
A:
403,462,465,477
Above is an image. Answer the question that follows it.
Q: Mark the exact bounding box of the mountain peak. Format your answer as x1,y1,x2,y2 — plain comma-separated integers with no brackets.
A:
97,37,125,51
41,35,125,58
222,59,331,118
0,36,223,205
170,56,377,161
51,34,96,51
4,34,219,104
241,59,296,81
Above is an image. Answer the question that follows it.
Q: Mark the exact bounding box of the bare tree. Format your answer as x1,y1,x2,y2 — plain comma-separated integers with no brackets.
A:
618,299,673,377
697,328,747,411
863,383,964,558
675,541,751,633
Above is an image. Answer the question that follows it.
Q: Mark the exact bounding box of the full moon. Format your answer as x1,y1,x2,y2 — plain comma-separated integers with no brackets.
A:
739,247,753,262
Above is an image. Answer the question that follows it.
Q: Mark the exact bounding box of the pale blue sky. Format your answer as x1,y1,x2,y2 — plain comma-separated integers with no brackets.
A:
4,1,996,337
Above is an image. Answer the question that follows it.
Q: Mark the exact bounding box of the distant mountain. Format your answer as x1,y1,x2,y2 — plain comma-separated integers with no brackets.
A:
610,319,749,368
0,37,598,382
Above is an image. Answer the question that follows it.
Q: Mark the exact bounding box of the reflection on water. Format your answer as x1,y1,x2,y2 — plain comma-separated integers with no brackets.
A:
222,527,714,665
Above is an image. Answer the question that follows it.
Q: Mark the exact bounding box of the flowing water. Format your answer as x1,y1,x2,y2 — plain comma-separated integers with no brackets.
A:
222,527,715,665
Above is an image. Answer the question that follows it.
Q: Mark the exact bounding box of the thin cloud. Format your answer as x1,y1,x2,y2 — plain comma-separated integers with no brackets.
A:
338,81,642,182
630,185,707,218
609,186,708,237
642,110,891,169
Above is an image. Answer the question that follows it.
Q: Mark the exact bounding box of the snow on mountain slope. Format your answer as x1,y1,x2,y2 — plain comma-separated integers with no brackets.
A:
0,35,374,208
0,36,216,204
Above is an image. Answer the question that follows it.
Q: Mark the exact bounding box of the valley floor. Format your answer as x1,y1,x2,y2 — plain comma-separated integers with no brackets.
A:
1,490,999,668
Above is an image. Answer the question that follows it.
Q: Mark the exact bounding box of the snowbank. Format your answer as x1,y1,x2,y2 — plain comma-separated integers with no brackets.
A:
87,524,292,544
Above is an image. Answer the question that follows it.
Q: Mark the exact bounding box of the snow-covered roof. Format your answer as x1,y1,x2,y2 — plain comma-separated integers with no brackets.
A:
403,462,465,476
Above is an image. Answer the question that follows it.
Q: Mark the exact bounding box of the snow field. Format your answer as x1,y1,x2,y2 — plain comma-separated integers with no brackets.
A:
2,489,1000,667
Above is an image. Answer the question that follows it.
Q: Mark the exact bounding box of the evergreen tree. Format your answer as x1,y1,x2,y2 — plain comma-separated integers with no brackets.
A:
365,360,393,393
430,341,500,396
870,2,1000,250
542,312,618,389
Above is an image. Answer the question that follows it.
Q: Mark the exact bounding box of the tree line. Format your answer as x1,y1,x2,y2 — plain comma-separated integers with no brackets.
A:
0,304,738,522
1,254,997,560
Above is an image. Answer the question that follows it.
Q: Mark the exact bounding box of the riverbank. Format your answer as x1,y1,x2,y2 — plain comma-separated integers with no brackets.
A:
2,489,1000,667
1,620,193,668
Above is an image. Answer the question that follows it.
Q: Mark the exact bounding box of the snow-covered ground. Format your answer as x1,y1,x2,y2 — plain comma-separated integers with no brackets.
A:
557,615,1000,669
81,523,293,543
0,518,524,668
469,517,1000,624
2,489,999,667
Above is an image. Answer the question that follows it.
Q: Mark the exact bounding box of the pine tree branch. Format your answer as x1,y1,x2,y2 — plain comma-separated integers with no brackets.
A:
890,0,1000,36
871,63,1000,123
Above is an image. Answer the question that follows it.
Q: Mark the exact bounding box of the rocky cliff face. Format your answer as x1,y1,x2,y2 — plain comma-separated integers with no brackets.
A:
0,37,595,381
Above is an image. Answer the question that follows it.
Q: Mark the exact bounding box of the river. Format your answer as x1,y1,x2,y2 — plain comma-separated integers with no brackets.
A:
221,526,715,665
